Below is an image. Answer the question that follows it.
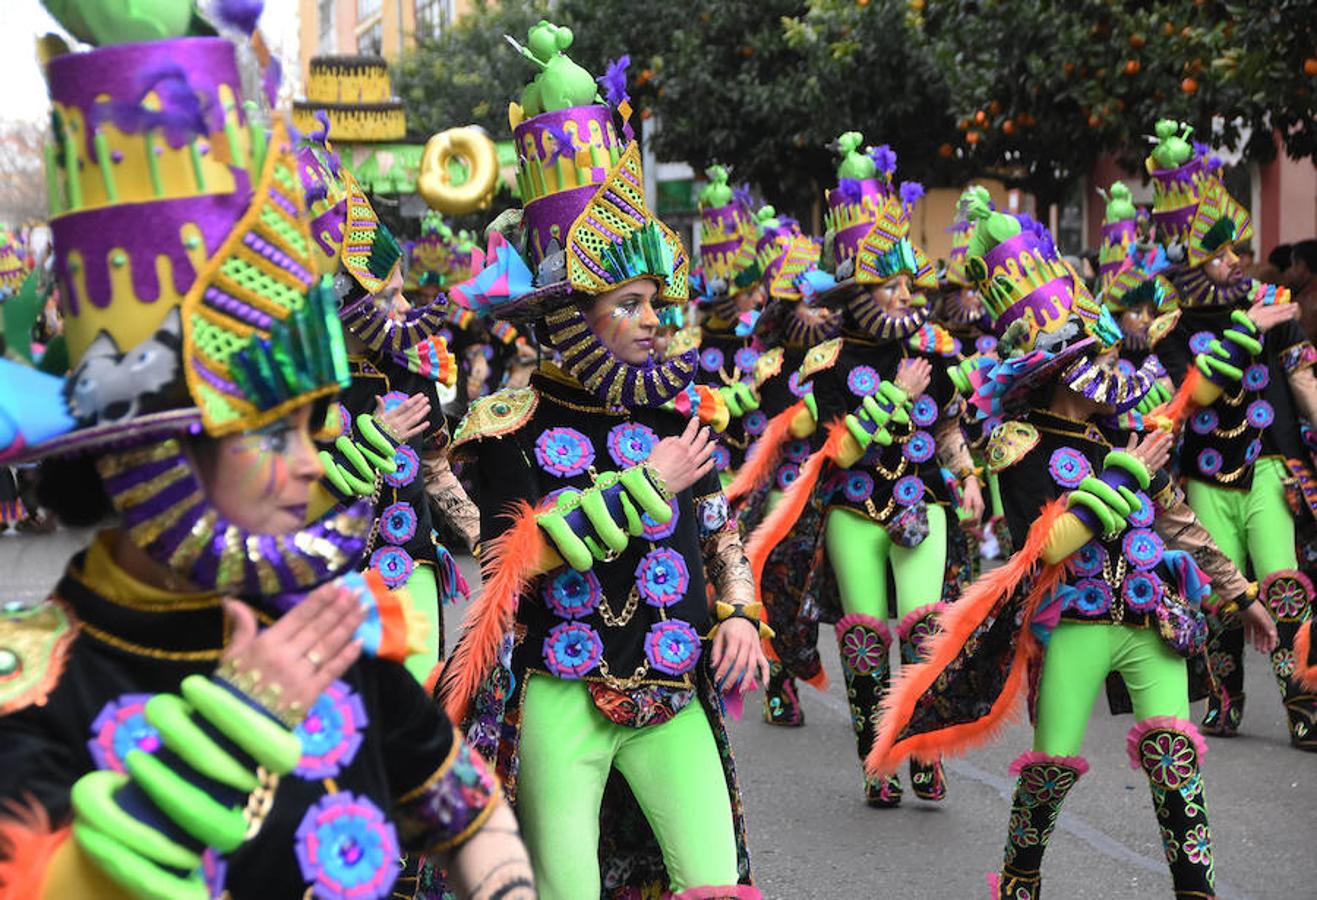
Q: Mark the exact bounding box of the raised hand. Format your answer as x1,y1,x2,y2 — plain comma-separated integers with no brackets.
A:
648,416,716,495
375,392,432,443
895,356,932,398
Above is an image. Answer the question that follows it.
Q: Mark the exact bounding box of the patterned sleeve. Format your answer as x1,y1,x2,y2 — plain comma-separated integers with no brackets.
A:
1151,479,1252,609
380,662,500,854
692,473,755,607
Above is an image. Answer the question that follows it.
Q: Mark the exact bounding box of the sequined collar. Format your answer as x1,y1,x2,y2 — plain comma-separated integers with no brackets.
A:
534,363,628,417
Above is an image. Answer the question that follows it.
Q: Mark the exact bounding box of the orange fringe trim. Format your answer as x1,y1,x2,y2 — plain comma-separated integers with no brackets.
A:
438,500,546,723
1295,621,1317,691
1153,367,1202,431
726,401,805,504
745,420,848,588
865,499,1068,776
0,796,68,898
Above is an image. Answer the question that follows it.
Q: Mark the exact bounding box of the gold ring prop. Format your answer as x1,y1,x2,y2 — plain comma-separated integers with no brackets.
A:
418,127,499,215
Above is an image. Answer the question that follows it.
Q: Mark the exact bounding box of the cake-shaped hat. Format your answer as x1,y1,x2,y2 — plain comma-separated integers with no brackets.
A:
696,165,758,297
449,21,694,408
0,230,26,298
293,55,406,142
1145,120,1250,270
1097,181,1140,290
958,187,1159,416
0,2,370,598
409,210,455,289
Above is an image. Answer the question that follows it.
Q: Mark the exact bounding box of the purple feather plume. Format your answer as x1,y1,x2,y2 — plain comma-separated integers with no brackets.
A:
732,183,754,210
899,180,925,211
597,55,631,108
91,63,210,148
216,0,264,35
835,178,864,203
545,122,577,164
1015,213,1056,257
868,143,897,176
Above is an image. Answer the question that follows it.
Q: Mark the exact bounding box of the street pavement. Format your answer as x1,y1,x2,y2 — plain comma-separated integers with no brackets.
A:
3,527,1312,898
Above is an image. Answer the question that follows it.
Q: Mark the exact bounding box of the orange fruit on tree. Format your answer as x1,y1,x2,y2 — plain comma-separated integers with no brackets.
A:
1181,77,1199,94
1129,33,1146,48
989,100,1002,115
966,130,981,145
975,110,987,125
1002,120,1016,135
1125,59,1141,75
939,142,954,157
1305,58,1317,77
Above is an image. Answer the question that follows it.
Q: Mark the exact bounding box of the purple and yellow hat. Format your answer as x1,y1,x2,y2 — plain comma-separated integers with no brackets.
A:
0,231,27,298
1145,120,1250,270
0,23,349,463
959,187,1158,416
695,165,758,298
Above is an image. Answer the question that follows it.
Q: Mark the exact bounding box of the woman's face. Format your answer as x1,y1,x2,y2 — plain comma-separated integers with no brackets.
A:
867,274,916,316
194,405,324,535
583,279,661,365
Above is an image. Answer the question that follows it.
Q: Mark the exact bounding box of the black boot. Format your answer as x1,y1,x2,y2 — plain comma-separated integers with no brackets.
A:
1201,611,1245,736
1261,571,1317,751
836,613,900,807
899,604,947,801
1128,718,1216,897
990,752,1089,899
762,660,804,727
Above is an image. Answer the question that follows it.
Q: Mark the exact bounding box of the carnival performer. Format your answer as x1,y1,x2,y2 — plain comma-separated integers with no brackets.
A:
1141,121,1317,749
746,134,983,807
297,127,480,684
690,167,766,485
723,227,841,727
0,7,531,898
430,25,767,900
867,187,1277,899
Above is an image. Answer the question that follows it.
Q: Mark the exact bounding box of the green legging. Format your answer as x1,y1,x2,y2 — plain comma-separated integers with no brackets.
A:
1034,623,1188,756
397,564,440,683
1184,456,1297,585
825,504,949,620
516,675,739,899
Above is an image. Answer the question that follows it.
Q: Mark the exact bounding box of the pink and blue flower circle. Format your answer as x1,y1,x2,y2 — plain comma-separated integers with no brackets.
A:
785,439,811,463
1122,528,1165,571
543,621,604,678
294,793,399,900
1242,364,1269,391
712,444,731,471
1048,448,1092,488
641,499,680,541
1127,491,1154,528
700,347,725,373
1196,448,1223,476
88,694,160,773
1244,438,1261,463
1246,400,1274,429
369,546,414,588
1069,579,1113,617
606,423,658,467
645,620,702,676
788,371,811,398
535,427,595,478
776,462,800,490
911,395,939,427
903,430,935,463
743,410,768,436
1115,359,1137,378
1188,331,1214,354
634,548,691,608
843,472,874,503
1069,541,1105,578
847,365,880,397
379,502,417,545
1189,408,1219,436
976,335,998,355
735,347,761,372
380,391,408,413
542,568,603,619
1122,573,1163,614
893,475,925,506
295,681,368,779
383,445,420,488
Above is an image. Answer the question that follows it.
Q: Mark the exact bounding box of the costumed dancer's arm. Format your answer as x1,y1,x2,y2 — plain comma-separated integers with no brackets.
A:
317,411,401,505
933,413,984,521
1151,475,1254,612
1275,322,1317,424
422,442,481,553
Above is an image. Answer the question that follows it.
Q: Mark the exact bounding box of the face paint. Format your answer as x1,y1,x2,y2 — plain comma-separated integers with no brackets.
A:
198,408,319,535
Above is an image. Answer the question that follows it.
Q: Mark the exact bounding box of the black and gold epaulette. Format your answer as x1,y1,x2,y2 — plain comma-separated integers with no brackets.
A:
986,421,1040,474
453,388,538,448
753,347,785,385
800,337,843,378
0,598,76,715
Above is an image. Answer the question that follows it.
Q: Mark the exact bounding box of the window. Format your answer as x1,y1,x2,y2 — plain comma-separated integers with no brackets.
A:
358,0,383,18
415,0,452,38
358,19,383,55
317,0,336,52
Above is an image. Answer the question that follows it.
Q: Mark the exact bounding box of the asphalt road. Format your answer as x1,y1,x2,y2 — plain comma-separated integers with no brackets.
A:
4,527,1312,899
